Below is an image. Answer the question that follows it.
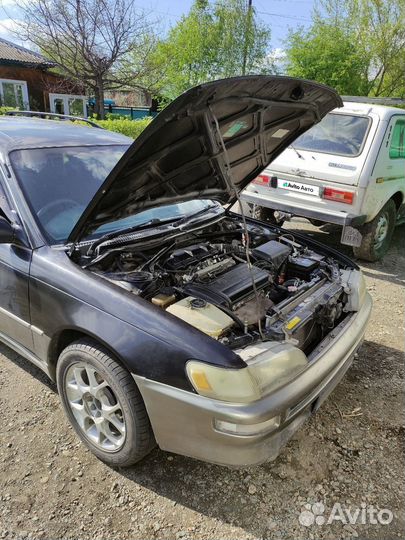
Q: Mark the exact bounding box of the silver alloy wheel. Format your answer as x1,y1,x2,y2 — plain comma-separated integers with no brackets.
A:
374,214,389,249
65,362,126,451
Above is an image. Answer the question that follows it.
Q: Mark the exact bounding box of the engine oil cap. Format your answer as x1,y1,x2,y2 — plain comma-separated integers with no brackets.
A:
190,298,207,309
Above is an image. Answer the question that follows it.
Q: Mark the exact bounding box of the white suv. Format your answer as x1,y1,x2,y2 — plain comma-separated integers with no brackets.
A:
242,102,405,261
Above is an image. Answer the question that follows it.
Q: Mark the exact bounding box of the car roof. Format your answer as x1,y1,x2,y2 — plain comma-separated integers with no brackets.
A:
337,101,404,120
0,116,132,153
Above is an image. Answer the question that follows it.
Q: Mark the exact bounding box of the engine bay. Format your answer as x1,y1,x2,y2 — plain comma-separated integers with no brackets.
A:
81,216,350,354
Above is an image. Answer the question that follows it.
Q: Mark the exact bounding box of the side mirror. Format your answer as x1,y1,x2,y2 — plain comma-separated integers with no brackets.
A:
0,217,15,244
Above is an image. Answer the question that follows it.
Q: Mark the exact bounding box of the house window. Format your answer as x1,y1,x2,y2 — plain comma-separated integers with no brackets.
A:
0,79,29,109
49,93,87,118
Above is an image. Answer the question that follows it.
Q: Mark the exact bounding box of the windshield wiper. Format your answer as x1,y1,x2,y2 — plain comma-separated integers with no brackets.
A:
83,205,220,258
85,216,182,256
134,216,183,230
176,204,220,225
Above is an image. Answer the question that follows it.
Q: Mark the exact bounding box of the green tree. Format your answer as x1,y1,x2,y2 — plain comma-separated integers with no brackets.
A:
151,0,272,100
286,22,370,95
357,0,405,97
285,0,405,97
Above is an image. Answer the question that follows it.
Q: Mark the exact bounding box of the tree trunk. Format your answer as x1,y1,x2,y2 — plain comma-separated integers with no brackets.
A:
94,79,106,119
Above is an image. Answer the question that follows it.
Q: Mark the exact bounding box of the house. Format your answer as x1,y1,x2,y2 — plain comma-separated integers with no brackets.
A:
0,37,87,117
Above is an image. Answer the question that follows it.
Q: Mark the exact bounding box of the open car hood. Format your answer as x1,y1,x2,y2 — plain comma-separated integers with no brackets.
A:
68,76,342,243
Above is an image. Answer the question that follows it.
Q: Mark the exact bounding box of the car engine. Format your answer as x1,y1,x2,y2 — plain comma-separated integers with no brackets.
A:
85,217,348,353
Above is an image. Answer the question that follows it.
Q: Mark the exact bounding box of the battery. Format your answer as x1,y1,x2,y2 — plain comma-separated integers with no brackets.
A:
287,257,319,280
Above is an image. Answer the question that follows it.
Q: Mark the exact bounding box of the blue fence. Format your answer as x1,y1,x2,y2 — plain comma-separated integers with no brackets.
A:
87,103,158,120
105,106,157,119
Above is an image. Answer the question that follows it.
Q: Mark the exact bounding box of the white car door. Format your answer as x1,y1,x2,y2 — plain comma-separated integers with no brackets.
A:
366,114,405,221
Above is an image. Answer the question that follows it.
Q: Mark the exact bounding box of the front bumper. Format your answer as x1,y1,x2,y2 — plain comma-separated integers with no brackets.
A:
134,292,372,467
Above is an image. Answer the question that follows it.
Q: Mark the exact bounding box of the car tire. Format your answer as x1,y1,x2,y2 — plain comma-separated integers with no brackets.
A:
57,339,155,467
250,204,285,225
353,199,396,262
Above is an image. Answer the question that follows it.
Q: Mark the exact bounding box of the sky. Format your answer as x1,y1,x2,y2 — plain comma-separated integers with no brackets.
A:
0,0,316,53
139,0,316,50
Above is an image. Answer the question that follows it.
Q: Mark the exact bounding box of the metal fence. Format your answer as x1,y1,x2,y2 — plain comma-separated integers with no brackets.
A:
342,96,405,107
87,104,158,120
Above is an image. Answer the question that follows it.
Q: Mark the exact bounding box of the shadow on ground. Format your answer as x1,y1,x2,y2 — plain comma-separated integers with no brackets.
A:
114,336,403,537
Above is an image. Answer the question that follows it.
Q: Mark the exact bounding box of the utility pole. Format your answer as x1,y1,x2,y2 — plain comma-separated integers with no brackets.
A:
242,0,253,76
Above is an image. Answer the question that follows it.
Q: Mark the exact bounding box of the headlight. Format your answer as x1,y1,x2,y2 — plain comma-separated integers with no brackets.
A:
186,342,308,403
341,269,367,311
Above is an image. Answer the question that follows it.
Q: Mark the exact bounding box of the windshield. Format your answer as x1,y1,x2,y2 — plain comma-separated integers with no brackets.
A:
10,145,218,244
293,113,370,157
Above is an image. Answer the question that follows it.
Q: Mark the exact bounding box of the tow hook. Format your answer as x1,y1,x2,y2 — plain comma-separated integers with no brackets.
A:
275,211,292,222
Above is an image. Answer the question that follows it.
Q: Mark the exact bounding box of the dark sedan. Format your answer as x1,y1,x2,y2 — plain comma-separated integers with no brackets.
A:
0,76,372,467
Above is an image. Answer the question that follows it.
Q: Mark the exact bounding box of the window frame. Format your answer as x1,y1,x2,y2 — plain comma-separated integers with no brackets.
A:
388,117,405,160
49,93,88,118
0,78,30,109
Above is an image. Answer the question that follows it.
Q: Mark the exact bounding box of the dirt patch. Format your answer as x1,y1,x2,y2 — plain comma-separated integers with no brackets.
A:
1,221,404,540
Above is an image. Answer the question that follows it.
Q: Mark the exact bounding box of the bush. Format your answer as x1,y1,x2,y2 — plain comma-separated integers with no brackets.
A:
0,106,16,115
104,112,127,120
93,117,153,139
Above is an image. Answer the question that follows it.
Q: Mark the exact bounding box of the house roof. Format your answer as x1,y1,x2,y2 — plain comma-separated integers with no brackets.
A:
0,37,55,67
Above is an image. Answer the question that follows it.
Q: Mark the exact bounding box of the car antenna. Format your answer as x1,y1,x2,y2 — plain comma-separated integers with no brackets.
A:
209,107,266,341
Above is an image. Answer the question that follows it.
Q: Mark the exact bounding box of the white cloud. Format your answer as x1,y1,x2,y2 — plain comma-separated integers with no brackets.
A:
0,0,22,40
268,47,287,74
0,17,24,43
271,47,286,61
0,0,19,7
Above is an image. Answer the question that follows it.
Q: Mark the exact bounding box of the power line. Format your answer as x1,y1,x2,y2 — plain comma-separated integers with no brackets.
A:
261,0,313,3
256,10,312,22
147,4,313,26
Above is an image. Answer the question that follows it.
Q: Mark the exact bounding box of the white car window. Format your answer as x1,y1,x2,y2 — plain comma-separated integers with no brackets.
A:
294,113,370,157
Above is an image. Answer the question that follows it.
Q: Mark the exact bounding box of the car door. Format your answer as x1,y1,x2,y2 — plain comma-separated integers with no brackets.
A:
369,114,405,220
0,174,34,352
387,115,405,220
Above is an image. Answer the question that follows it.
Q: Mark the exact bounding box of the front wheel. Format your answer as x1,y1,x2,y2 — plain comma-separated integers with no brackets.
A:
57,339,155,467
353,199,396,262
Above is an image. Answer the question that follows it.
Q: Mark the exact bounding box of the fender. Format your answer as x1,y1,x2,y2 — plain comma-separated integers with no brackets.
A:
29,246,244,391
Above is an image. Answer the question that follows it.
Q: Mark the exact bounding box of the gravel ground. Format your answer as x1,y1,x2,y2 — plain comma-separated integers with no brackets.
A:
0,220,404,540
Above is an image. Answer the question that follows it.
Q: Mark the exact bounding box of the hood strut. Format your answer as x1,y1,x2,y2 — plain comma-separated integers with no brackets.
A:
210,106,266,340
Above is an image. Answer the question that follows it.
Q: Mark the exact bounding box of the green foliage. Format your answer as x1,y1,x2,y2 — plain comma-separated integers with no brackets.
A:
0,107,16,115
358,0,405,97
286,23,370,95
104,112,128,120
91,117,152,139
151,0,272,100
285,0,405,98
